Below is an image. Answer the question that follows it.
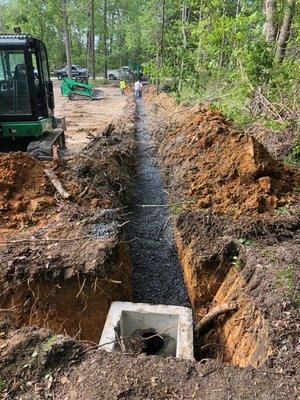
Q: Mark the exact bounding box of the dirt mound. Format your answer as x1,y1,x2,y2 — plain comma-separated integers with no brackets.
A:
144,90,300,378
0,104,136,345
0,323,298,399
0,152,54,228
68,116,136,210
148,98,299,216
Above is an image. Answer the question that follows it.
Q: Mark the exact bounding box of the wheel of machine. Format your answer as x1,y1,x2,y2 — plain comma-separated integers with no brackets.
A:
75,76,88,84
108,74,116,80
68,92,76,101
57,73,63,80
57,131,66,149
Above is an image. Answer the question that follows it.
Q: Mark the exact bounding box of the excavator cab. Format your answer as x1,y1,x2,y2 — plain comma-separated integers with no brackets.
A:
0,34,65,159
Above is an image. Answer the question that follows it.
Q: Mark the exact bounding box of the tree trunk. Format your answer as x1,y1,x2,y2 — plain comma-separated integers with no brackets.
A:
91,0,96,80
263,0,277,43
86,31,90,69
156,0,166,92
62,0,72,79
103,0,108,79
0,6,5,32
178,4,187,93
160,0,166,68
218,3,226,69
276,0,296,61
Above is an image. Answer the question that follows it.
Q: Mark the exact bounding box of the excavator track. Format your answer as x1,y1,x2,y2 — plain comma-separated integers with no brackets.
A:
68,92,92,101
27,129,66,161
68,89,104,101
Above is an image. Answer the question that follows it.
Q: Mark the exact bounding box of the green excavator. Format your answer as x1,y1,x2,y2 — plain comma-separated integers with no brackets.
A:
0,34,66,160
60,77,103,100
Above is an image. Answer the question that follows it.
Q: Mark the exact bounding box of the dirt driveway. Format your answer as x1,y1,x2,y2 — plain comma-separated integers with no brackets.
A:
54,82,128,154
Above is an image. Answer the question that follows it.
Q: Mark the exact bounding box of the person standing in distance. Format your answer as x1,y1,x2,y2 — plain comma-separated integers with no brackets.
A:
134,78,143,100
120,79,126,96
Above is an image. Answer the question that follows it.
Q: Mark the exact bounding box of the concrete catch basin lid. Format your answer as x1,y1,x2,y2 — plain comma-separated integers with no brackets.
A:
100,301,194,360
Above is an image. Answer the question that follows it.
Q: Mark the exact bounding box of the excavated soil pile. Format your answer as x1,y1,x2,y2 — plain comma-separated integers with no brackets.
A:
0,321,298,400
150,102,298,217
0,152,54,228
67,119,136,210
0,101,136,346
143,89,300,389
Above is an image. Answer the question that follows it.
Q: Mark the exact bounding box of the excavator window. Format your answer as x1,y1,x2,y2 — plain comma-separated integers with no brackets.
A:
0,49,31,115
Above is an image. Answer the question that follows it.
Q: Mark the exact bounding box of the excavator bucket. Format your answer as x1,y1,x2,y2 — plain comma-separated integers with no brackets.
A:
61,77,104,101
92,89,103,100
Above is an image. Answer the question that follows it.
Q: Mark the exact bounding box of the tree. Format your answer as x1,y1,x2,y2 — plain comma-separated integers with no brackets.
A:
91,0,96,80
276,0,297,61
62,0,72,78
103,0,108,79
264,0,277,42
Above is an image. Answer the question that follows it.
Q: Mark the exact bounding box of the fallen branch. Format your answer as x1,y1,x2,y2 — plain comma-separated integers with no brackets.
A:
102,123,115,137
0,306,16,312
195,302,238,334
79,326,176,356
0,236,92,244
77,185,89,200
44,169,70,200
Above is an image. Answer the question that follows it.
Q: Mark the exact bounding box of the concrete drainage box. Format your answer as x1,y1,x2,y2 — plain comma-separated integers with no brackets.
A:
100,301,194,359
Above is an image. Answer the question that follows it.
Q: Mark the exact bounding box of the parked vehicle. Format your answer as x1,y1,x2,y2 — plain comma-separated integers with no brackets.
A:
54,65,89,80
107,66,131,80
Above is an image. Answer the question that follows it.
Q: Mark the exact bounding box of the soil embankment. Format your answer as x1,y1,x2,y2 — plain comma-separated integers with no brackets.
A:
144,88,300,373
0,98,137,344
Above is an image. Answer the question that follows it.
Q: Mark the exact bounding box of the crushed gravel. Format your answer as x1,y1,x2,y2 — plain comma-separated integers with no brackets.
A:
126,100,189,306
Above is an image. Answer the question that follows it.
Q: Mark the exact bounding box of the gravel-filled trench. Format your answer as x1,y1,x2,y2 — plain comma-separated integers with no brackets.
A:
126,100,189,306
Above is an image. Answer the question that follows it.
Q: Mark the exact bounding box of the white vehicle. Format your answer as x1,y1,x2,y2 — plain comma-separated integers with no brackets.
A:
107,66,131,80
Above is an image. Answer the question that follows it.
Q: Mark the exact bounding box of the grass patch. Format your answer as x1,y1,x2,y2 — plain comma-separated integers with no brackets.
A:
274,206,290,216
232,255,245,271
41,335,58,352
0,379,6,393
275,265,300,307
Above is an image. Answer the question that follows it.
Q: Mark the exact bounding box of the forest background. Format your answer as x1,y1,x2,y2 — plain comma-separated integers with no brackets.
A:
0,0,299,158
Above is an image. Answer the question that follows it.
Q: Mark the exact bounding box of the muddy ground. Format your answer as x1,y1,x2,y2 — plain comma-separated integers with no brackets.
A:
0,84,299,399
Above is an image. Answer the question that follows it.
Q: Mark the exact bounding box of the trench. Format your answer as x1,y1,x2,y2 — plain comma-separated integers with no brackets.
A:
0,98,272,368
123,99,272,367
125,100,189,306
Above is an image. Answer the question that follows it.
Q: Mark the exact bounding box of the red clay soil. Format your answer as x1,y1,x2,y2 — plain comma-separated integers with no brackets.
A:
0,102,136,345
0,152,55,228
143,90,300,389
145,91,299,218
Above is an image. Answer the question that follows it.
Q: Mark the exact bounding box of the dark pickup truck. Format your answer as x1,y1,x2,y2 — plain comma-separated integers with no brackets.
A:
54,65,89,80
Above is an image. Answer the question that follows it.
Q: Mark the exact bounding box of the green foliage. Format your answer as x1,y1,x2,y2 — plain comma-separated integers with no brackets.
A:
1,0,299,129
0,379,6,393
263,119,289,132
41,335,58,352
284,134,300,169
238,238,251,247
171,204,183,215
232,255,245,271
275,206,290,216
275,265,300,306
